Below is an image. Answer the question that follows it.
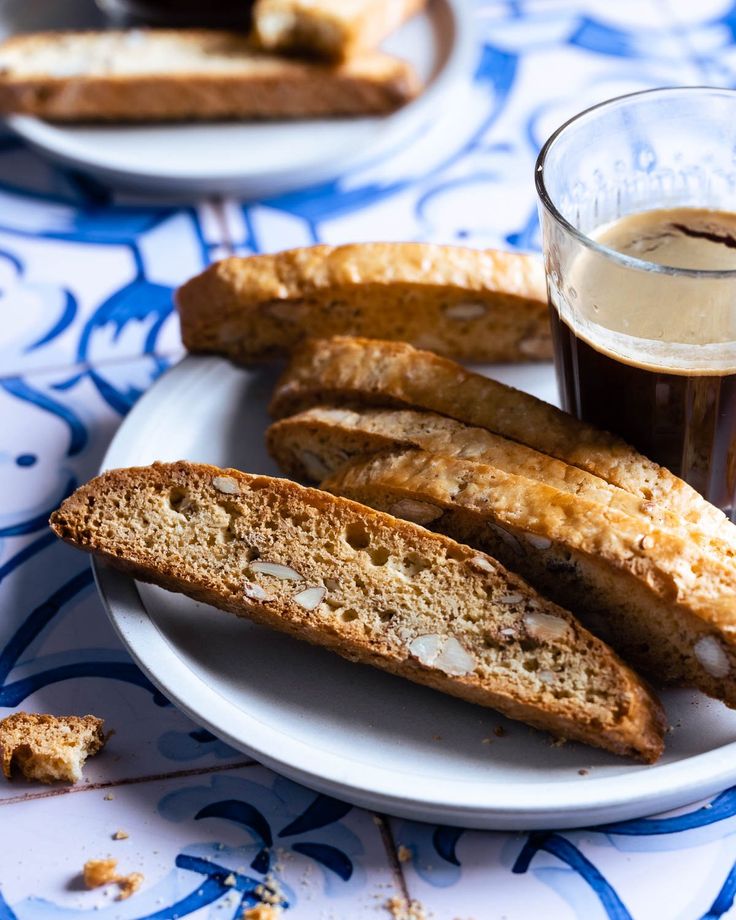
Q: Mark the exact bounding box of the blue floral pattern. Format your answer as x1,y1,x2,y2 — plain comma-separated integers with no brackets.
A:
3,1,736,916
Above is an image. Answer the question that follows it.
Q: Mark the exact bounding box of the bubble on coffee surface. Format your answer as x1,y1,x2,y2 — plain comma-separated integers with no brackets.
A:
595,208,736,271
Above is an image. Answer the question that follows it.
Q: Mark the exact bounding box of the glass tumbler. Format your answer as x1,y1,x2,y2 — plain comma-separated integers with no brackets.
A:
535,87,736,516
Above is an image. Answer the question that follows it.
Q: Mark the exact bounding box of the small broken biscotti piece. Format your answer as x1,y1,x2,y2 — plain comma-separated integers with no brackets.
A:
267,405,736,562
50,461,664,762
253,0,426,61
270,336,736,547
323,449,736,705
175,244,550,364
0,31,419,121
84,859,144,901
0,712,106,783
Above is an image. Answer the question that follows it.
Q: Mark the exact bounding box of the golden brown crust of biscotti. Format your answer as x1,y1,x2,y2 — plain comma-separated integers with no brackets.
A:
176,244,550,363
323,449,736,704
0,31,419,120
270,336,736,545
253,0,427,60
266,405,736,562
49,461,664,761
0,712,105,783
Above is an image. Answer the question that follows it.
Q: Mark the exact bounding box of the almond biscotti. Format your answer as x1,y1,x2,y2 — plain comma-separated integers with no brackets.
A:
266,405,736,560
270,336,736,545
0,31,419,121
323,449,736,705
49,461,665,761
176,244,550,364
253,0,426,60
0,713,106,784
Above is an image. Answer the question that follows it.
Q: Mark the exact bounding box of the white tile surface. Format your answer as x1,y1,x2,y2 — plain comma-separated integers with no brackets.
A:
2,1,736,918
0,765,399,918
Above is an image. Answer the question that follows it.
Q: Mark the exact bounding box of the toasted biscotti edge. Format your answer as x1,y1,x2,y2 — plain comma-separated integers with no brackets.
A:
176,244,551,363
266,406,736,567
49,461,665,761
269,336,736,547
322,448,736,705
0,32,420,120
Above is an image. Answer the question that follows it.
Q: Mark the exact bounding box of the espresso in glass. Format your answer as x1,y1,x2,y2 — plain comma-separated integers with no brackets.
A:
536,88,736,517
95,0,251,27
550,207,736,510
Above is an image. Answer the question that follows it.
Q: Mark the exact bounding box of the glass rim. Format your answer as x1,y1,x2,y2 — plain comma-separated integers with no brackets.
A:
534,86,736,280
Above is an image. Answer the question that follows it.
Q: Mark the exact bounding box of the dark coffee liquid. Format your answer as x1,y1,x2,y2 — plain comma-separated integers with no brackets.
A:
550,309,736,510
551,207,736,515
102,0,252,27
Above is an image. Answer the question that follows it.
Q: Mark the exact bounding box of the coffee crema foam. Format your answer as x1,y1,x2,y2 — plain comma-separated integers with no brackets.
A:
559,207,736,374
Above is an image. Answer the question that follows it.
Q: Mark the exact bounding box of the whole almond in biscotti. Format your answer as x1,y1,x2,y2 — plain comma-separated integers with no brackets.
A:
323,448,736,706
50,460,664,762
175,243,550,364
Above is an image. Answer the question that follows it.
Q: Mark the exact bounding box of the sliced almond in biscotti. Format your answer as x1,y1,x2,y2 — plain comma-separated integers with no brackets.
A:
267,404,736,562
323,448,736,706
270,336,736,548
175,243,549,364
49,460,664,762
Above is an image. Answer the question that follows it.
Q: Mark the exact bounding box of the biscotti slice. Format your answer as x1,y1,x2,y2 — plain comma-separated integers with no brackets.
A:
0,31,419,121
267,405,736,561
253,0,426,61
176,243,550,364
49,461,664,761
270,336,736,546
323,449,736,704
0,712,105,784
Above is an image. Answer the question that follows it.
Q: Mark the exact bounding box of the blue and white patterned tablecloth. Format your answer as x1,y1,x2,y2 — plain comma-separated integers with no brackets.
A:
3,2,736,918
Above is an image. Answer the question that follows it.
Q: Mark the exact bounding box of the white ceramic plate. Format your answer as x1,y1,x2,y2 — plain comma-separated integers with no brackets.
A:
4,0,472,196
94,355,736,830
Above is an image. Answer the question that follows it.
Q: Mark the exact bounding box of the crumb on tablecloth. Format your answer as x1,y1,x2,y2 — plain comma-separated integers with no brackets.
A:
83,858,118,888
397,845,412,863
83,858,143,901
117,872,144,901
254,874,284,907
237,874,286,917
385,895,427,920
241,905,282,920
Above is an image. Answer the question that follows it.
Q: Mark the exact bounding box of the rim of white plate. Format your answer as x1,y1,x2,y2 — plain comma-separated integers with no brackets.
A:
6,0,475,185
92,356,736,830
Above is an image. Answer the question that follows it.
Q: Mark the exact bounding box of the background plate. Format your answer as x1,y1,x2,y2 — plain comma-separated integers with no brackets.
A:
1,0,472,196
94,355,736,829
